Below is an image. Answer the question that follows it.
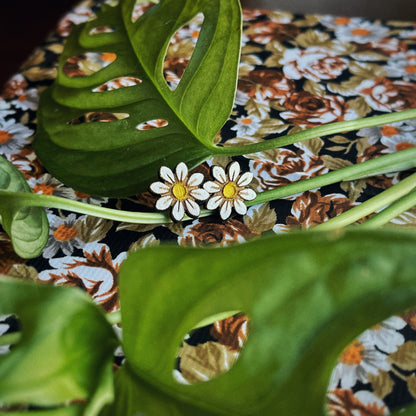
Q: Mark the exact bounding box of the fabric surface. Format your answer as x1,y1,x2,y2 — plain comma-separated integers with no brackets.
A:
1,0,416,414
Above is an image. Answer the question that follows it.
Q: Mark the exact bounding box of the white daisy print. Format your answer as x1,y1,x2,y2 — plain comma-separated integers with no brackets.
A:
329,337,390,390
385,51,416,82
359,316,406,354
204,161,257,220
230,115,261,137
334,21,390,44
150,162,209,221
0,118,33,156
43,213,85,259
0,98,15,121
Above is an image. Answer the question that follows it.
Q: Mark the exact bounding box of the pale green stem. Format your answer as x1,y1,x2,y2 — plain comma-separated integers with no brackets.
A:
314,172,416,231
0,331,21,347
216,109,416,156
2,148,416,224
0,191,211,224
246,147,416,206
359,188,416,229
106,310,122,325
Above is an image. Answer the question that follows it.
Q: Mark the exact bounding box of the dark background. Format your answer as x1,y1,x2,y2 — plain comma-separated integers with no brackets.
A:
0,0,415,88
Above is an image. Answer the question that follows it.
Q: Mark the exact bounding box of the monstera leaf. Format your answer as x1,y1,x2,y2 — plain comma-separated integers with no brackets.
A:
0,156,48,258
33,0,241,197
0,276,117,415
113,229,416,415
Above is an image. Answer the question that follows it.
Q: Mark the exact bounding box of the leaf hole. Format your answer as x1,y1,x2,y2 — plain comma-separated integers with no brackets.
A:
68,112,129,125
0,314,22,356
131,1,157,23
163,13,204,91
62,52,117,78
174,312,249,385
89,25,117,35
136,119,168,130
92,76,143,92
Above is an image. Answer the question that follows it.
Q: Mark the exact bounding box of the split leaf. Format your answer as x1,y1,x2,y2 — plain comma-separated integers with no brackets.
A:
118,229,416,415
33,0,242,196
0,276,117,415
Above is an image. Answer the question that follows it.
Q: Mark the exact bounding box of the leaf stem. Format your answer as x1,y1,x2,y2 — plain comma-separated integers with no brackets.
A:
106,310,122,326
314,172,416,231
0,191,211,224
216,109,416,156
359,188,416,229
246,147,416,206
0,331,21,347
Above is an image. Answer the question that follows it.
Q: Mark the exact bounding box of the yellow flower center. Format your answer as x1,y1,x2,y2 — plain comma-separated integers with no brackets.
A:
223,182,238,199
172,182,188,200
340,340,364,365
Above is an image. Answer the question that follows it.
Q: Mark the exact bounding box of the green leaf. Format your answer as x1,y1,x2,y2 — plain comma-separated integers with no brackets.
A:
0,276,117,415
33,0,241,196
118,229,416,415
0,157,48,258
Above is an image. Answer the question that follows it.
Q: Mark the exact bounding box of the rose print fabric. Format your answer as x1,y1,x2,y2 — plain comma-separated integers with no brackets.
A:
1,1,416,414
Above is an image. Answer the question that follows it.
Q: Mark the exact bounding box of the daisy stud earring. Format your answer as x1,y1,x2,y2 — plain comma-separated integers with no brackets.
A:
150,162,209,222
204,161,257,220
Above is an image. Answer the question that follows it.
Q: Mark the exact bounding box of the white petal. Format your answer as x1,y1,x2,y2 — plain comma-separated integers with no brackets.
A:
190,188,209,201
149,181,170,194
212,165,227,183
160,166,175,184
239,188,256,201
220,200,232,220
207,195,223,210
185,199,200,217
203,181,221,193
156,195,173,211
234,198,247,215
187,172,204,187
237,171,254,187
228,161,240,182
172,201,185,221
176,162,188,182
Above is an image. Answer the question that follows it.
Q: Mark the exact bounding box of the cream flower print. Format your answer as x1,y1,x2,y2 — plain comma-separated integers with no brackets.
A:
204,161,256,220
150,162,209,221
329,337,390,389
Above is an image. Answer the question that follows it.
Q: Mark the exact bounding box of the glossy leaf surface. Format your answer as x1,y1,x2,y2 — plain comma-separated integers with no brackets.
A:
118,229,416,415
0,157,48,258
33,0,241,196
0,276,117,415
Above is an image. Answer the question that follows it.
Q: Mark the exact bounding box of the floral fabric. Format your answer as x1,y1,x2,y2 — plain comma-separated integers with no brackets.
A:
1,1,416,414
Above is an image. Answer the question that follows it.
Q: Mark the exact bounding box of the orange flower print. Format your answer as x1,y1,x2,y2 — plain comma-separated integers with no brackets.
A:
386,51,416,81
238,68,296,101
334,20,389,44
358,77,416,112
329,337,390,389
250,145,328,191
39,243,125,312
273,191,353,231
280,92,356,128
0,119,33,155
210,313,249,353
29,173,74,198
43,213,85,258
246,21,299,44
180,218,256,247
280,47,348,82
327,389,387,416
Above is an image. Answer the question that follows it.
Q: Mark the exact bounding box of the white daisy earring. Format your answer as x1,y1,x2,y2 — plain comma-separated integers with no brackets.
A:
203,161,257,220
150,162,209,221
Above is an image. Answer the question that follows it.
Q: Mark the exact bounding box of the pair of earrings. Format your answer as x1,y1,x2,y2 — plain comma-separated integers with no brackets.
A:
150,161,257,222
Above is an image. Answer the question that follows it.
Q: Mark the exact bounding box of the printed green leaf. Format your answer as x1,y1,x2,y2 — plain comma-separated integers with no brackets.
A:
33,0,242,196
0,276,117,415
118,229,416,415
0,157,48,258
